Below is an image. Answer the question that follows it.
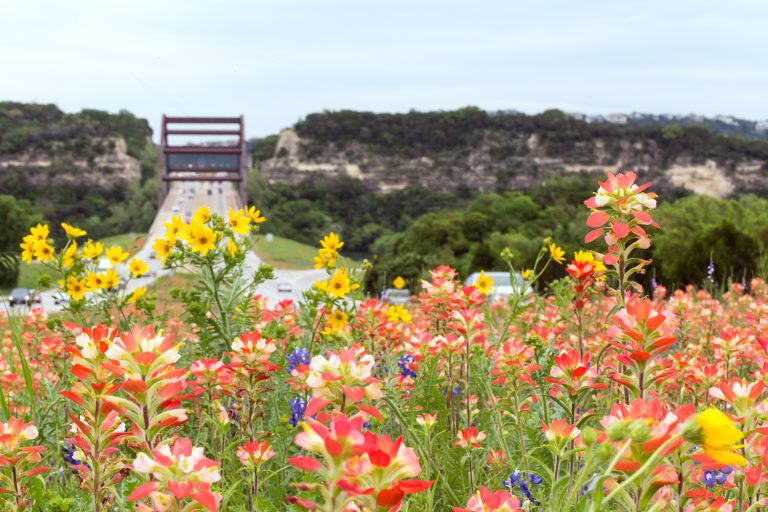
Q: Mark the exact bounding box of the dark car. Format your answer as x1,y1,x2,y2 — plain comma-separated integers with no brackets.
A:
9,288,41,307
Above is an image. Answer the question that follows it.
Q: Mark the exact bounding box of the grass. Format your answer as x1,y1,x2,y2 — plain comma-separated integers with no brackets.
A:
149,271,194,317
17,264,59,291
100,232,147,256
252,235,319,269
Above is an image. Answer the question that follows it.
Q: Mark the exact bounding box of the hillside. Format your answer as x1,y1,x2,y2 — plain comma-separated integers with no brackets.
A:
260,108,768,198
574,111,768,142
0,102,156,240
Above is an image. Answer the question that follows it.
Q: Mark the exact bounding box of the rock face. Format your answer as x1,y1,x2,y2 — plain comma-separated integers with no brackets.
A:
261,128,768,199
0,136,141,188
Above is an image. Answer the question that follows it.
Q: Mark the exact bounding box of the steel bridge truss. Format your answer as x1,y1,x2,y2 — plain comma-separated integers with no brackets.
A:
157,116,248,208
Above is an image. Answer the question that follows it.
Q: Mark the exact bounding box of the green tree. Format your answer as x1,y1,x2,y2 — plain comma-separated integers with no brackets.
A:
653,194,768,285
0,195,43,288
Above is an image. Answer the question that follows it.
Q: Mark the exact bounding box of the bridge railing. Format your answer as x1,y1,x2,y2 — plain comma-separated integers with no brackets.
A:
157,115,248,208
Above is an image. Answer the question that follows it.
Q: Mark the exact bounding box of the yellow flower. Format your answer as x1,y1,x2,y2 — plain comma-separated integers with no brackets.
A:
521,268,531,280
246,206,267,224
693,408,746,466
61,222,86,239
20,235,36,264
313,249,337,269
128,258,148,277
474,270,494,296
128,287,146,304
86,271,105,291
316,268,358,299
548,243,565,264
164,215,186,242
105,246,129,265
392,276,406,290
192,206,211,224
574,250,607,279
228,208,251,235
102,269,119,289
62,242,78,268
322,309,348,334
320,232,344,253
33,240,55,262
82,240,104,260
226,239,239,258
29,223,49,243
66,275,87,301
186,221,216,256
573,250,593,264
152,237,173,263
386,305,412,324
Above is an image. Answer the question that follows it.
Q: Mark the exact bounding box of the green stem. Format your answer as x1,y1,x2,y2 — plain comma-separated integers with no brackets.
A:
512,388,529,472
601,435,682,506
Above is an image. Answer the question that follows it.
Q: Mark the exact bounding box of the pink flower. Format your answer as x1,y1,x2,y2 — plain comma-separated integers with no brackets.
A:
542,419,580,447
304,346,383,418
453,487,522,512
236,441,275,468
287,414,431,511
416,413,438,429
129,438,221,512
709,378,765,415
454,426,486,448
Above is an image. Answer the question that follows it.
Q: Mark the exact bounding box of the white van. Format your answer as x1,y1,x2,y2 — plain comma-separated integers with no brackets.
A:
464,271,532,301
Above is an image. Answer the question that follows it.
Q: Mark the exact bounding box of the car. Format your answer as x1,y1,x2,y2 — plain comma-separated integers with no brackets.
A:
464,271,533,301
382,288,412,306
9,288,41,306
172,205,181,213
277,282,293,293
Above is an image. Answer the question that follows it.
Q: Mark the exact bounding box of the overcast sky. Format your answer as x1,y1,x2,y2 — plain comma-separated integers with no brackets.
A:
2,0,767,137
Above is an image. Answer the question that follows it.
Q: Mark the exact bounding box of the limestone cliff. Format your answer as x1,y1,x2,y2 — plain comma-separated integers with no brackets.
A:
260,109,768,199
0,136,141,188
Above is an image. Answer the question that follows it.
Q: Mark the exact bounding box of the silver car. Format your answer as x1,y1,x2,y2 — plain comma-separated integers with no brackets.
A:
382,289,412,306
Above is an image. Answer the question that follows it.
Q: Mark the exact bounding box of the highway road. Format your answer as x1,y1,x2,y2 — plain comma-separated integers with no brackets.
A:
31,182,325,314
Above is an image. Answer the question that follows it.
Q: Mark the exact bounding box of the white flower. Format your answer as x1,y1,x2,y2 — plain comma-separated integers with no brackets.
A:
133,452,158,474
21,424,38,441
75,333,98,359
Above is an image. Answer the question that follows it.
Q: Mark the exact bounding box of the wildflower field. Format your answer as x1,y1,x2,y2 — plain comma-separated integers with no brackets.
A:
3,172,767,511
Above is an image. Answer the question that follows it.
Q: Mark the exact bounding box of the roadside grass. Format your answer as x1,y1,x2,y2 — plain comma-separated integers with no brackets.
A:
149,271,194,317
17,264,59,291
100,232,148,256
0,264,61,295
252,235,359,270
252,235,318,269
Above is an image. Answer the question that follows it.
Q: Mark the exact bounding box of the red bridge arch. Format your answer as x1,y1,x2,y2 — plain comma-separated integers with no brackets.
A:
157,115,248,208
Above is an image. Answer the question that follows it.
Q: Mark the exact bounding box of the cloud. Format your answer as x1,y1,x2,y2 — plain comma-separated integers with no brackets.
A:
1,0,766,135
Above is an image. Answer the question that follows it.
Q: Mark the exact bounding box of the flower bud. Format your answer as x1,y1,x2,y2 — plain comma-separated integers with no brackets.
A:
597,442,614,460
606,420,629,441
628,420,652,443
580,426,598,447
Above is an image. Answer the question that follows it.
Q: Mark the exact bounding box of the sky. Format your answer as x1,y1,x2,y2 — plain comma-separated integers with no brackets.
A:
2,0,767,138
